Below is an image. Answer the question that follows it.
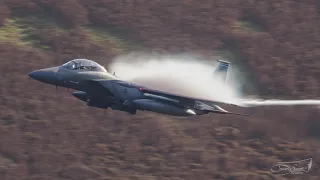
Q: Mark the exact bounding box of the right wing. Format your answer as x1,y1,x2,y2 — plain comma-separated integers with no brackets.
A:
139,86,250,116
78,79,249,116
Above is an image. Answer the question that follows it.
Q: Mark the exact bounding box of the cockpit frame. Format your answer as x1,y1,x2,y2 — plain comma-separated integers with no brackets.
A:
62,59,107,72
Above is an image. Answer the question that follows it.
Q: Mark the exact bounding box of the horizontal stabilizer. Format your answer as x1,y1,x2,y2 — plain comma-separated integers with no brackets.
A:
211,104,250,116
195,101,250,116
213,110,250,116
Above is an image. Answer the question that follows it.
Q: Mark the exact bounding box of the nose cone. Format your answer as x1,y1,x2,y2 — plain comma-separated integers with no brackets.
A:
29,67,60,85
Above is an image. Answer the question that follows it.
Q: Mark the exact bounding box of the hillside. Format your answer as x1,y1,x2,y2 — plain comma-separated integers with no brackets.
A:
0,0,319,179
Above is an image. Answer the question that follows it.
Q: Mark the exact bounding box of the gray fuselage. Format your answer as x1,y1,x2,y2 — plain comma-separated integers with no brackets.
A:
29,60,199,116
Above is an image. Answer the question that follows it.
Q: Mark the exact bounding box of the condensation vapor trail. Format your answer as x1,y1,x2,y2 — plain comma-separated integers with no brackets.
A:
108,52,320,109
236,99,320,107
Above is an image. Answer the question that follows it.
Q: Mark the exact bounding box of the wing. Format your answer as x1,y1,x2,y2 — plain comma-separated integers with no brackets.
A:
78,79,249,116
139,86,229,106
139,86,249,116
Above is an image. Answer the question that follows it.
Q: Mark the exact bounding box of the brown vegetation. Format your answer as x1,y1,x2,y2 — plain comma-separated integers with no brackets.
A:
0,0,319,179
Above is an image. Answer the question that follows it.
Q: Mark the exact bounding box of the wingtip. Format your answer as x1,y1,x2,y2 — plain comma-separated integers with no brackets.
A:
227,112,251,116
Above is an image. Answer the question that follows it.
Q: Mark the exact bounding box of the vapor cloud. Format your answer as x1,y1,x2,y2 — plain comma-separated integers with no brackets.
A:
108,52,320,108
109,53,241,104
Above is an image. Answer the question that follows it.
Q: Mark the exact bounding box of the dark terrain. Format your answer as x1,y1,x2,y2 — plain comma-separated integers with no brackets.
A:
0,0,320,179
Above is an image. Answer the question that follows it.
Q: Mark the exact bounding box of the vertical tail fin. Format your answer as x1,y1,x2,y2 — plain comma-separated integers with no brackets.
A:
213,60,230,82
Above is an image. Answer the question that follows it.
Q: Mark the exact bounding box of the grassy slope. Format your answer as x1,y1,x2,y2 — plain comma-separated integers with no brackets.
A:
0,16,131,52
0,19,31,46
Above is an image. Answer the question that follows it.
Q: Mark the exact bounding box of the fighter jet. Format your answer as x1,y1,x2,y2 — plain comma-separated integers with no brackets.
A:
29,58,248,116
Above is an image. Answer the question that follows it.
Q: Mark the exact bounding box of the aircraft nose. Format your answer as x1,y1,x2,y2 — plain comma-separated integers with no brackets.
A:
28,71,39,79
29,67,59,85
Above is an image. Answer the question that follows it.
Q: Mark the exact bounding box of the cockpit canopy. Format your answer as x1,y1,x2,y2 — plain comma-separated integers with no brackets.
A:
62,59,107,72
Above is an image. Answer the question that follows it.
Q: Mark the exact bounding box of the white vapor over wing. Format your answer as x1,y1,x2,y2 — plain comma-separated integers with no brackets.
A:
108,52,320,109
108,53,241,104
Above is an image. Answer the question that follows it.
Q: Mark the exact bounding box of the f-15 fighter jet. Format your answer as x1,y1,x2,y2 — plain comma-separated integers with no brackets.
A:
29,59,248,116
